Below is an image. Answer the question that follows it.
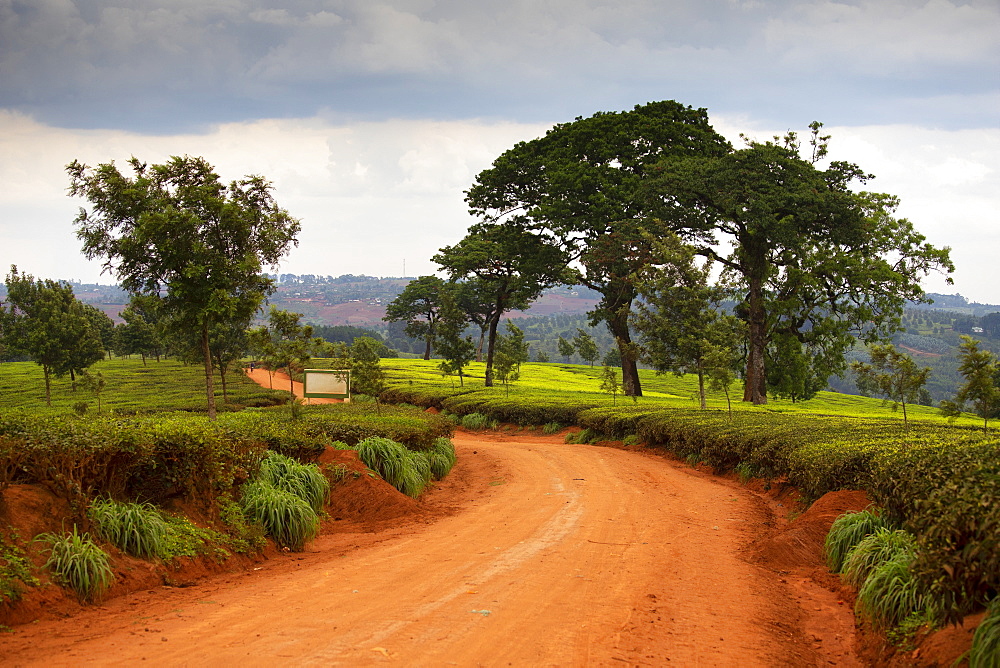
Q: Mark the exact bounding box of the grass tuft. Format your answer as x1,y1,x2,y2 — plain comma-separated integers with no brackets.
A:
35,526,114,602
88,498,169,559
239,480,319,551
854,548,936,630
542,421,562,435
970,597,1000,668
258,451,330,512
842,527,916,587
825,509,891,573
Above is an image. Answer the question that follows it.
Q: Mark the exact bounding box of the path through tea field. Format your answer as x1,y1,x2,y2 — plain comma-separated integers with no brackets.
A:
1,430,860,666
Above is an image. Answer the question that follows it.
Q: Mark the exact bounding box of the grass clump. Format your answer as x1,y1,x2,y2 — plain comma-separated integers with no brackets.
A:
970,597,1000,668
542,422,562,435
88,498,169,559
855,548,936,631
354,436,440,497
239,480,319,552
825,509,890,573
460,413,493,430
257,451,330,513
427,437,457,479
35,526,114,602
842,528,916,588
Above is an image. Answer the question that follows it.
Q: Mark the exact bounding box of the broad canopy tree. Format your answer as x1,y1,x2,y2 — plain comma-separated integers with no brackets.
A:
465,101,732,397
383,275,447,360
647,124,953,404
433,222,568,387
69,155,300,419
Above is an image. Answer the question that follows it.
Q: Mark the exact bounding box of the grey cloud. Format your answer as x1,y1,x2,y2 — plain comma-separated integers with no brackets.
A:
0,0,996,132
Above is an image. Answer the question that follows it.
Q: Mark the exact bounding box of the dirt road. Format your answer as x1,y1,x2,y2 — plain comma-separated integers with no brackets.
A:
1,431,859,666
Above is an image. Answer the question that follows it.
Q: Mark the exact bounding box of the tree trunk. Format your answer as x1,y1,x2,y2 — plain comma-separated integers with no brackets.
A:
476,329,486,363
484,314,501,387
423,334,432,360
219,364,229,404
201,324,218,420
70,368,77,392
697,368,706,409
743,274,768,405
43,364,52,407
607,308,642,397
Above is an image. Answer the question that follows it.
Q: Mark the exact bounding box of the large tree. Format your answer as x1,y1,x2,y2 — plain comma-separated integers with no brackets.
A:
649,125,953,404
68,156,300,419
433,222,567,387
466,100,731,396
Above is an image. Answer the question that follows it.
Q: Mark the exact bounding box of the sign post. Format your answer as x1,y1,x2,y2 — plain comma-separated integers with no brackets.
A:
302,369,351,402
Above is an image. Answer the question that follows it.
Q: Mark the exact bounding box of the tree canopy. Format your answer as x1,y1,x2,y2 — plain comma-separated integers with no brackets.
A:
383,275,447,360
648,124,953,404
434,222,567,387
465,100,732,396
68,155,300,419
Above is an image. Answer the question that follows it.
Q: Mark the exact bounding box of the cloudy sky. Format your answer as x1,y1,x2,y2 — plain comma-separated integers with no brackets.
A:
1,0,997,302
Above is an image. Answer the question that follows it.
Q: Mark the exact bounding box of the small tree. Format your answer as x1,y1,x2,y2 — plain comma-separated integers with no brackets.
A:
79,370,106,414
435,287,476,386
573,329,600,367
851,345,931,431
600,365,621,405
557,336,575,363
1,267,105,405
494,321,529,396
703,341,741,418
940,336,1000,433
351,336,388,408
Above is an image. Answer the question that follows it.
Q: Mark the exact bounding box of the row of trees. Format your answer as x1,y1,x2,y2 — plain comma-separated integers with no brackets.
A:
399,101,952,404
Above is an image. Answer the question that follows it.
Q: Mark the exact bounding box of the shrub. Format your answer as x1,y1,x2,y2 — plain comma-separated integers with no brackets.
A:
825,510,890,573
542,422,562,435
0,527,39,604
239,480,319,552
970,597,1000,668
258,451,330,512
88,498,169,559
622,434,641,446
36,526,114,602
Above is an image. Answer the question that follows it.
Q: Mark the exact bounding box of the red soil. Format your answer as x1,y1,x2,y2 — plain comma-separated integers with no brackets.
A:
0,403,981,664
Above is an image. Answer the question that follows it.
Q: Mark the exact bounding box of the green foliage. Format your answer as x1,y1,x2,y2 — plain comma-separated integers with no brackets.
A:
257,451,329,513
842,528,916,588
217,496,266,555
36,526,114,602
0,527,39,604
383,275,447,359
239,480,319,551
824,510,890,573
852,345,932,431
1,267,106,406
940,336,1000,432
353,436,432,498
427,437,457,479
599,365,621,405
350,336,388,400
542,421,562,435
970,597,1000,668
854,549,936,631
88,498,169,559
459,413,493,430
159,514,224,560
573,329,600,367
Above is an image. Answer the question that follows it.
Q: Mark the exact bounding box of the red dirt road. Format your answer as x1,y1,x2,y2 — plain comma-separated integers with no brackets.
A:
0,429,860,667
